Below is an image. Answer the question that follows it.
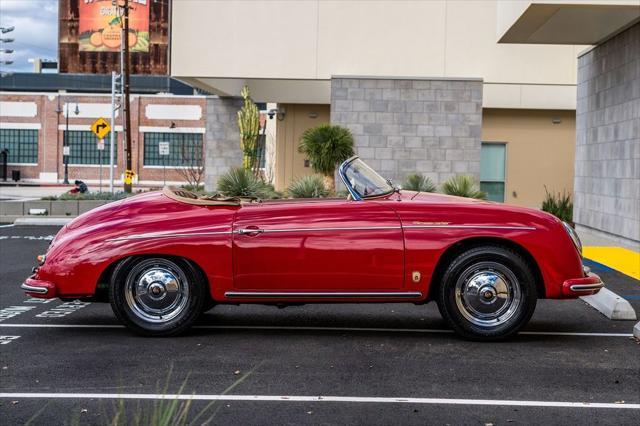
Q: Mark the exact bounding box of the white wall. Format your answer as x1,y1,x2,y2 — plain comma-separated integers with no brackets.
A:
171,0,585,108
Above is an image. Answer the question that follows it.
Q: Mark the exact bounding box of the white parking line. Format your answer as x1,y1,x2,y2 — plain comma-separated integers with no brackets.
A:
0,335,20,345
0,392,637,409
0,235,55,241
0,323,634,337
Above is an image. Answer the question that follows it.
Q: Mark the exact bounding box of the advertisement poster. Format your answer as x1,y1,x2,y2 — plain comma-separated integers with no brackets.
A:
78,0,149,52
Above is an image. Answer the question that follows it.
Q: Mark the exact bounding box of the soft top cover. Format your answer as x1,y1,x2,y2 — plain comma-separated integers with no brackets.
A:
162,186,250,206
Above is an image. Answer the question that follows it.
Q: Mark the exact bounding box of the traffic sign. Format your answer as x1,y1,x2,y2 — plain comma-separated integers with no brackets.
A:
97,139,105,151
63,146,70,156
159,141,170,156
91,117,111,139
124,169,136,185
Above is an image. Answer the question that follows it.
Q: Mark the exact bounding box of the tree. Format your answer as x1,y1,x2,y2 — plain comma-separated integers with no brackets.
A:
298,124,355,192
237,85,260,171
175,140,205,190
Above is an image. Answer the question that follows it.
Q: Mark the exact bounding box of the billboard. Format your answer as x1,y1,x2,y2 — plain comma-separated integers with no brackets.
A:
78,0,149,53
59,0,168,74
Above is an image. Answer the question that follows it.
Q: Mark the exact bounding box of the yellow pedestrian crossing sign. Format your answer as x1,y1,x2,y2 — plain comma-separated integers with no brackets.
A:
91,117,111,139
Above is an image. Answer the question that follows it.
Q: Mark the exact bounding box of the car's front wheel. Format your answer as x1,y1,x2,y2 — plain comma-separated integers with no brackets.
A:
436,245,537,341
110,257,206,336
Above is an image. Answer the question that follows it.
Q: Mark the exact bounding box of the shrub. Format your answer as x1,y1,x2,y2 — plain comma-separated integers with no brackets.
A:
298,124,355,192
403,173,436,192
217,167,280,199
441,175,486,199
542,186,573,223
287,175,329,198
42,191,132,201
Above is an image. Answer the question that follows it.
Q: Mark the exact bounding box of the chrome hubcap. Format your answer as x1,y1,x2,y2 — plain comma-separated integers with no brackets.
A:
455,262,521,328
124,259,189,323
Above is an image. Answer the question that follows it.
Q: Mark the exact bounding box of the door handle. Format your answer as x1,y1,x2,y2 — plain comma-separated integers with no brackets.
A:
237,227,264,236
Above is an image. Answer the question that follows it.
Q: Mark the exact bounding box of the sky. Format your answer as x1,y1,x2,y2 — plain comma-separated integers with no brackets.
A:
0,0,58,72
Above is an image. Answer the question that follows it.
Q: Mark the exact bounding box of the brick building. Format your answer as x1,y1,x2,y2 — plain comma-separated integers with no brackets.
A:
1,74,207,187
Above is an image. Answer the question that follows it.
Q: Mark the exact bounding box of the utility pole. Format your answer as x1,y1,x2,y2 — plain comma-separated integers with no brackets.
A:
122,0,133,193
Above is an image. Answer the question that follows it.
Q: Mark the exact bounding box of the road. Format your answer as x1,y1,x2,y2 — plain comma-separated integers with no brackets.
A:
1,225,639,425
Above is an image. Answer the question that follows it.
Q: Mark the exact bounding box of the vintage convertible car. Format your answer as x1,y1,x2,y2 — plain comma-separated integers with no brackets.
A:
21,156,603,340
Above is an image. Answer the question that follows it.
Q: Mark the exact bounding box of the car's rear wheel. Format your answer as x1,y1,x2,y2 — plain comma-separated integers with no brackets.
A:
109,257,205,336
436,245,537,341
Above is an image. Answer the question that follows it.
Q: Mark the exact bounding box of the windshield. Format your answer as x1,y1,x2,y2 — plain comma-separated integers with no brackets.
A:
341,157,394,199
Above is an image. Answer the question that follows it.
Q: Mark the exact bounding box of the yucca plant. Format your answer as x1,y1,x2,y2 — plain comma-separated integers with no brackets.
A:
298,124,355,192
403,173,436,192
287,175,329,198
542,186,573,224
217,167,279,199
441,175,486,199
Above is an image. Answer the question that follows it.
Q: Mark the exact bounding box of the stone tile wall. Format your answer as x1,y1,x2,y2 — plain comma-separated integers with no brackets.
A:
330,77,482,186
204,97,244,191
574,23,639,244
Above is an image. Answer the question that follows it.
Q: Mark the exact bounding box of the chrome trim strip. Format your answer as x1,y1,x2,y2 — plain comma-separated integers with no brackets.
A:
250,226,401,234
20,283,48,294
569,283,604,292
106,231,233,241
107,225,535,241
403,225,536,231
225,291,423,299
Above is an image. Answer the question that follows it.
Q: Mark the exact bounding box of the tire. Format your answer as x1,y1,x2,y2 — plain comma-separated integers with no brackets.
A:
109,257,206,336
201,299,216,314
436,245,537,341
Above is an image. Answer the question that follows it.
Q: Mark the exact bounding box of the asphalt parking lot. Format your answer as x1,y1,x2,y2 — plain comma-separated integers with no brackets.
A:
1,225,639,425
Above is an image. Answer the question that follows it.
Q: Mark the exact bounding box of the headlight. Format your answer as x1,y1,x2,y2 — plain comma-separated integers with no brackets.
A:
563,222,582,255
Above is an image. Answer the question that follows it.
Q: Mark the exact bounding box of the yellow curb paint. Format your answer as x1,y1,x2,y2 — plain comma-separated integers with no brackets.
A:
583,246,640,280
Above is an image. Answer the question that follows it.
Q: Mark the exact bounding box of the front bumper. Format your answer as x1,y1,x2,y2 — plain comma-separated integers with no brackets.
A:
21,276,57,298
562,272,604,297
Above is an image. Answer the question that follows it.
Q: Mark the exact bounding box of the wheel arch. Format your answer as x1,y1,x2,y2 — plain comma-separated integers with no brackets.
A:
426,236,546,301
93,254,211,303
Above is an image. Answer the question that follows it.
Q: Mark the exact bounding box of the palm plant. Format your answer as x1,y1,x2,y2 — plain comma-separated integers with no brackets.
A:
298,124,355,192
441,175,486,199
287,175,329,198
403,173,436,192
542,186,573,224
217,167,279,199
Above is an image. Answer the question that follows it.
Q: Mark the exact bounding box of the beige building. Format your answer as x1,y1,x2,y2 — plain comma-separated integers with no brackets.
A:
171,0,639,209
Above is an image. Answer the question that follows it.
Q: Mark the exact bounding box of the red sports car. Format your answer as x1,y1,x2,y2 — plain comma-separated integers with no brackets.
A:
21,156,603,340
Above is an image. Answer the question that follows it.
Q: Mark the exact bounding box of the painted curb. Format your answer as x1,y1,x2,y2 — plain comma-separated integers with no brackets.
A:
581,288,637,321
14,217,74,226
634,322,640,339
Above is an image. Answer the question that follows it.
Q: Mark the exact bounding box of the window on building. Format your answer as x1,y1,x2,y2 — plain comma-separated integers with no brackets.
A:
143,132,203,167
255,133,266,169
480,142,506,202
1,129,38,164
65,130,116,165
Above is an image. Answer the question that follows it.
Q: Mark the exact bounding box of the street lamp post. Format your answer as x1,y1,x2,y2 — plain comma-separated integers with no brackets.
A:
62,100,80,185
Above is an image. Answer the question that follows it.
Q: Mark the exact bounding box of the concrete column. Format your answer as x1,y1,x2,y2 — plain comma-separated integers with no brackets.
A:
330,76,483,186
204,96,243,191
573,23,640,246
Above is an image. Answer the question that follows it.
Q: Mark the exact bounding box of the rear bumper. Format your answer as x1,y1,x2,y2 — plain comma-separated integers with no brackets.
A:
21,277,57,298
562,272,604,297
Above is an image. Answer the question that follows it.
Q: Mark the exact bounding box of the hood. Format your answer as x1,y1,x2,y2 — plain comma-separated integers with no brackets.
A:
390,189,561,228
